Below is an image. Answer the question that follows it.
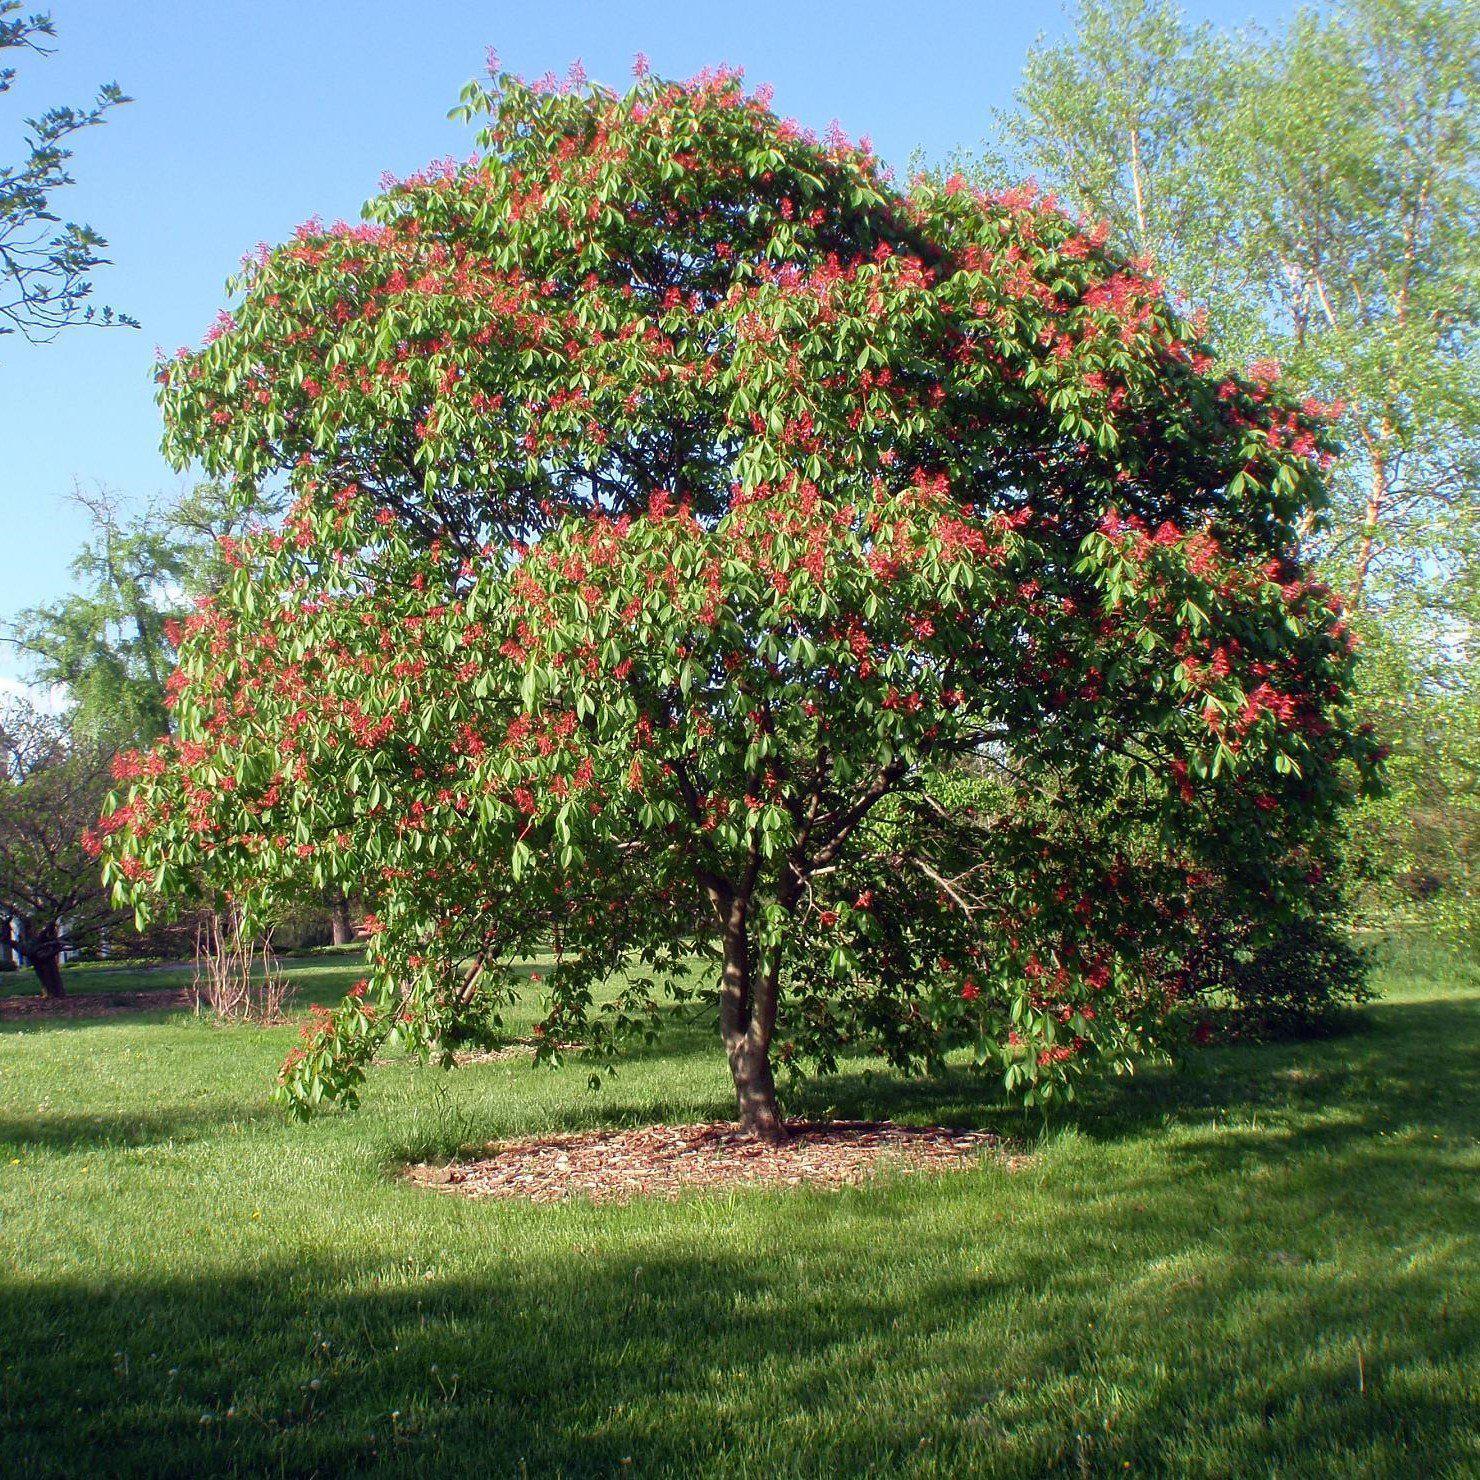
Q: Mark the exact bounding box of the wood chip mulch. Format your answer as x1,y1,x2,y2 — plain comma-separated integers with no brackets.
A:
405,1120,1018,1204
0,987,197,1021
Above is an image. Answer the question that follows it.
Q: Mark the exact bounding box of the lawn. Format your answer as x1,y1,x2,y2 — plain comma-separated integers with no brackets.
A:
0,949,370,1002
0,938,1474,1477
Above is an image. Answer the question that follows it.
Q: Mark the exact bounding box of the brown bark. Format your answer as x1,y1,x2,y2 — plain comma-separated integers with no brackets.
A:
329,893,355,947
715,892,785,1143
32,953,65,999
728,1032,783,1142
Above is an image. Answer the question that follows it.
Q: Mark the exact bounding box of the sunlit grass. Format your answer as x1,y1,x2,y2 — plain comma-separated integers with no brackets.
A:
0,938,1474,1476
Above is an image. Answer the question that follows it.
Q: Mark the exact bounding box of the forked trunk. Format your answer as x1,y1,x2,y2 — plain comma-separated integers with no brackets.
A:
716,897,786,1143
728,1033,784,1143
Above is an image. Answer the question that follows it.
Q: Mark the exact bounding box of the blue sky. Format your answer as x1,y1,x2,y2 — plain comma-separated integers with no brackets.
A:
0,0,1288,684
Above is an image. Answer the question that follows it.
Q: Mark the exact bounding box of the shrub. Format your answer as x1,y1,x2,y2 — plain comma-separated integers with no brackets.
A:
1195,917,1373,1038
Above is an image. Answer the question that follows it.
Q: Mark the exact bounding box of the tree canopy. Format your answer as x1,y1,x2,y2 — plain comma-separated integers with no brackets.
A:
99,64,1379,1135
1002,0,1478,611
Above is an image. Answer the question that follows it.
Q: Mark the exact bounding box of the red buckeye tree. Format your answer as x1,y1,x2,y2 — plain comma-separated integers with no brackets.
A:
97,61,1379,1138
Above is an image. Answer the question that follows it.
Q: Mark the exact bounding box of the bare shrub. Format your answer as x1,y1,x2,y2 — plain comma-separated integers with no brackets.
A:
193,909,294,1024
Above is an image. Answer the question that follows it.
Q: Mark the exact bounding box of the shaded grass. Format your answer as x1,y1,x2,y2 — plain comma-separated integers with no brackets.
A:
0,939,1474,1476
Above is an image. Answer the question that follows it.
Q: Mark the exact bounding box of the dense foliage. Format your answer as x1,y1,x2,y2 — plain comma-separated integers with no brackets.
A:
1193,916,1374,1038
997,0,1477,949
98,64,1379,1134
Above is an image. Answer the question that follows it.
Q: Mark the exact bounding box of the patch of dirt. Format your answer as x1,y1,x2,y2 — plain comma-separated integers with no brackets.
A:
406,1120,1019,1204
446,1039,586,1065
0,987,197,1021
373,1039,584,1068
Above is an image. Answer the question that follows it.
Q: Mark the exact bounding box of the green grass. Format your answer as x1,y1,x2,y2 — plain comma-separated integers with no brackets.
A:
0,950,370,1002
1,940,1475,1477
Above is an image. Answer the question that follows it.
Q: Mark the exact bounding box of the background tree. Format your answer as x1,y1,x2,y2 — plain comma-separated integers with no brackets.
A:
6,480,279,744
101,65,1377,1136
0,700,121,996
0,2,132,344
1004,0,1478,611
2,479,327,982
9,484,184,742
1341,584,1479,951
996,0,1234,275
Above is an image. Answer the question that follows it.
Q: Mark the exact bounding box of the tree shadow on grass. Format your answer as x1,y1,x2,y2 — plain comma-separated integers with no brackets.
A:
0,989,342,1035
0,1102,279,1154
381,993,1477,1173
4,988,1473,1473
0,955,379,1032
2,1154,1472,1478
781,993,1478,1149
0,1004,203,1036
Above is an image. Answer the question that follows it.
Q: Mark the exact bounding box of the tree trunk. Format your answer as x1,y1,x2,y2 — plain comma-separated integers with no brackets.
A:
1351,460,1385,610
16,919,66,998
32,953,65,999
716,897,785,1143
727,1030,784,1143
1350,421,1393,612
0,916,13,970
330,892,354,947
1128,123,1150,255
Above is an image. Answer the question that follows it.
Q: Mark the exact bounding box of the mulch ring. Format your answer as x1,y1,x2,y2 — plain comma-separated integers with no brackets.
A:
405,1120,1020,1204
0,987,197,1021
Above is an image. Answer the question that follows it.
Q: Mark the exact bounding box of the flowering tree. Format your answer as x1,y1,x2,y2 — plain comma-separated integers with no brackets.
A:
98,62,1379,1137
